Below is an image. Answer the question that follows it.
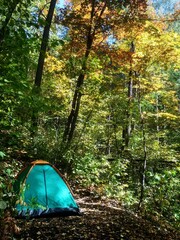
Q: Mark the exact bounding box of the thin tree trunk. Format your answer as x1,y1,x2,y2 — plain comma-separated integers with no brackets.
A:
156,93,160,142
63,0,107,144
122,73,133,148
63,73,85,143
34,0,57,87
31,0,56,136
137,76,147,210
122,42,135,150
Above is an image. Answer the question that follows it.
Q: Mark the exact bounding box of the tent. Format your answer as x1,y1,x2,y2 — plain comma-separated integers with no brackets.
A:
14,160,80,218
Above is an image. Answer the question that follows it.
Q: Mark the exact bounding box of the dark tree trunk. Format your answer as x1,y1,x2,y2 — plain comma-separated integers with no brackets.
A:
122,73,133,149
34,0,57,87
31,0,56,136
62,0,107,144
122,42,135,150
137,76,147,210
63,73,85,143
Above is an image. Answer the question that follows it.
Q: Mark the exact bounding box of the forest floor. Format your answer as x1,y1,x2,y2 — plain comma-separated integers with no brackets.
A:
12,190,180,240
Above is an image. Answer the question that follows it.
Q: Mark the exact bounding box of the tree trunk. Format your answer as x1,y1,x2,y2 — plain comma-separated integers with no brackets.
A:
63,73,85,143
156,93,160,142
137,76,147,210
31,0,56,136
62,0,107,144
122,73,133,149
34,0,57,87
122,42,135,150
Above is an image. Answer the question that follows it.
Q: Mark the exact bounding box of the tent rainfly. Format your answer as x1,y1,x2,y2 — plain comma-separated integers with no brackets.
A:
14,160,80,218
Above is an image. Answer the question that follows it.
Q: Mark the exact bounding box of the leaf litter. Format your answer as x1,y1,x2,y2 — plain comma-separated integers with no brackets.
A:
14,193,180,240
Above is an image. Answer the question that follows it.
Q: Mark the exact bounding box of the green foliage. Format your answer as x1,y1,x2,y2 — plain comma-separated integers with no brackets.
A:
144,168,180,228
0,161,21,216
0,151,6,159
72,153,136,205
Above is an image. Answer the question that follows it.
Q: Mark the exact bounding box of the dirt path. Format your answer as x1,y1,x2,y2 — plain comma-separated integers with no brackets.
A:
15,197,179,240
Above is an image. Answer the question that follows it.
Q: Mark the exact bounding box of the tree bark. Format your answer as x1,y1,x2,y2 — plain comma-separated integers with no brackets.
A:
137,76,147,210
122,72,133,148
122,42,135,150
31,0,56,136
62,0,107,144
34,0,57,87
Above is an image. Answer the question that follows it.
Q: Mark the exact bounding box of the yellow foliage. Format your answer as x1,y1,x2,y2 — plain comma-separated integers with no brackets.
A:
158,112,179,120
45,54,64,73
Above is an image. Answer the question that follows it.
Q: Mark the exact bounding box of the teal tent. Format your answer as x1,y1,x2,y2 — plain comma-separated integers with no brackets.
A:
14,160,80,218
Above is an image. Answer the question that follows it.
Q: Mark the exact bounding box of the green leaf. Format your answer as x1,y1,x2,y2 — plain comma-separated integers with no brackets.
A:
0,151,6,159
6,168,11,175
0,200,7,209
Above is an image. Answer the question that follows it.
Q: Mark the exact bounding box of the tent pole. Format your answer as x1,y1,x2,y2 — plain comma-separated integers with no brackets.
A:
43,170,48,208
